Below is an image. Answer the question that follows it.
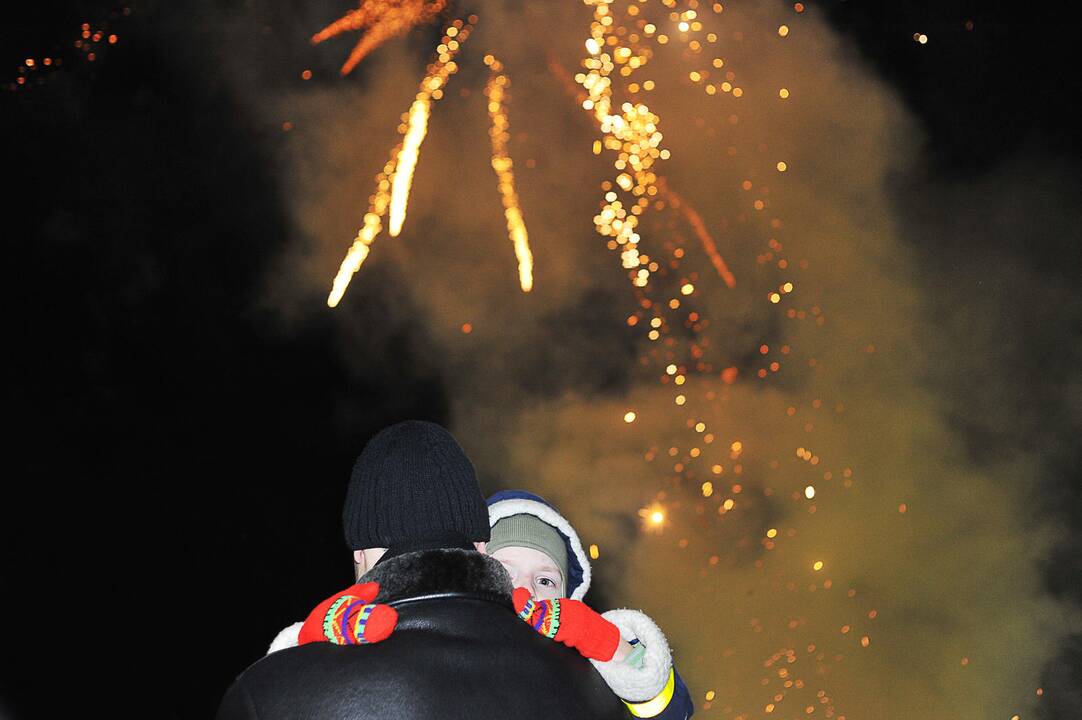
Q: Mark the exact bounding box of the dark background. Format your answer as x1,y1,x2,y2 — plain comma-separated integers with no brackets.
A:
2,1,1079,717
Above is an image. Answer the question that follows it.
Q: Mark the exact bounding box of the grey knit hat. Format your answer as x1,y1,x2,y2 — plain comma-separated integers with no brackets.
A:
342,420,490,550
487,513,569,586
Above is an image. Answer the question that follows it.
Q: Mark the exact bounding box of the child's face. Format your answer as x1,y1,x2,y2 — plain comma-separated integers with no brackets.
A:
490,546,565,601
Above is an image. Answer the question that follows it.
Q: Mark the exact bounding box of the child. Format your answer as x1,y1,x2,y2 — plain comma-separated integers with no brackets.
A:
487,490,694,720
275,491,694,719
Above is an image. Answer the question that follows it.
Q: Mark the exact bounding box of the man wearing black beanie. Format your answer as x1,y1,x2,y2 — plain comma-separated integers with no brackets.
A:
342,420,492,576
217,420,632,720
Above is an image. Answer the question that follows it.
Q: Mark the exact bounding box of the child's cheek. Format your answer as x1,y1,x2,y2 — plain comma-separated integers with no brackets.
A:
534,585,562,602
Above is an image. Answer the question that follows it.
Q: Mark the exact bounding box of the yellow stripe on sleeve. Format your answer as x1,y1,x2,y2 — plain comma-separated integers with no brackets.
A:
623,667,676,718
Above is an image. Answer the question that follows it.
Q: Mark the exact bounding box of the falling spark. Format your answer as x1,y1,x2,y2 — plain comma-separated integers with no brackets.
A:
549,46,734,294
327,185,390,308
388,20,474,236
312,0,448,76
484,55,534,291
388,99,431,237
659,180,737,288
578,0,668,287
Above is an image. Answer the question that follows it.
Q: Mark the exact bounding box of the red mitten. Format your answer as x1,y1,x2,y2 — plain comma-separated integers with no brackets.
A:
513,587,621,662
298,581,398,646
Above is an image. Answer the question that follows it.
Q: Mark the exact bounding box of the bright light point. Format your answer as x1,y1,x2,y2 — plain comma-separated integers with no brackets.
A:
769,292,781,303
666,364,678,375
805,485,816,499
767,528,778,538
675,394,687,406
681,283,695,295
779,88,790,99
723,498,735,510
731,441,742,452
589,544,600,559
813,560,824,571
624,411,637,423
705,691,716,702
702,482,714,497
778,25,790,37
777,161,788,171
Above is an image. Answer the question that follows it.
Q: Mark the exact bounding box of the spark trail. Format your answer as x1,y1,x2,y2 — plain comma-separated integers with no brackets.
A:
484,55,533,292
326,18,474,307
312,0,447,76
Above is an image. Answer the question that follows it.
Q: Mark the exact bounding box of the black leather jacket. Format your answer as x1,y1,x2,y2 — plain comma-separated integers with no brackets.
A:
216,548,632,720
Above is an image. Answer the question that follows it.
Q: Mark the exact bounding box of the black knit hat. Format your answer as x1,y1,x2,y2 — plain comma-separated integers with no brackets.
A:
342,420,491,551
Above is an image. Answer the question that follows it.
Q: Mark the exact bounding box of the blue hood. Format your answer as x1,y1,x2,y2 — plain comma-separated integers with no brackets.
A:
486,490,591,601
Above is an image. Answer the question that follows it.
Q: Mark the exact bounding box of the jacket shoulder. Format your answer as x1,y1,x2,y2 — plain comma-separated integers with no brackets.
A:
220,595,633,720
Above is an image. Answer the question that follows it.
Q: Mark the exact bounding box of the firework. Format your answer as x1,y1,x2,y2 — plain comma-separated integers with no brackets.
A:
579,0,666,287
326,18,474,307
549,15,735,293
658,179,736,289
312,0,447,76
484,55,534,292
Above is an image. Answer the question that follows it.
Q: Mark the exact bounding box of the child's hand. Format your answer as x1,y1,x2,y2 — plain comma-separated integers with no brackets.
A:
512,587,621,662
298,581,398,646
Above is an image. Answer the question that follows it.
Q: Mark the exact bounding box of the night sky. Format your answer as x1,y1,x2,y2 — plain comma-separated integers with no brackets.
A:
3,2,1080,718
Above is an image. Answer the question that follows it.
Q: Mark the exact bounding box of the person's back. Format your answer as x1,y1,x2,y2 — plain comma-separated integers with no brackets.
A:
217,548,630,720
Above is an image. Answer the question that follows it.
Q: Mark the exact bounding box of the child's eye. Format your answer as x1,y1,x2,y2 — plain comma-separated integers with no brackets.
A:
537,577,555,587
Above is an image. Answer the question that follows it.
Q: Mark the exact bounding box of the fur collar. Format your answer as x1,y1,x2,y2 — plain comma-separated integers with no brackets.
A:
266,549,514,655
361,548,513,605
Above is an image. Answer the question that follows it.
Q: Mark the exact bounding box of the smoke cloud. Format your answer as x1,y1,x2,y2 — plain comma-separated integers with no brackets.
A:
222,2,1080,718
